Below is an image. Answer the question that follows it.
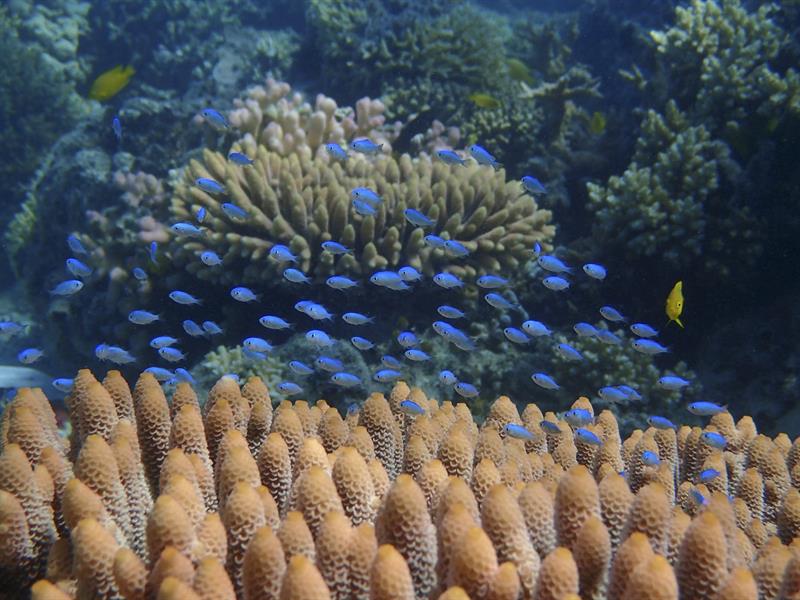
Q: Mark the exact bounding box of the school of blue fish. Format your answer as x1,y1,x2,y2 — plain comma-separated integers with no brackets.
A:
0,107,733,458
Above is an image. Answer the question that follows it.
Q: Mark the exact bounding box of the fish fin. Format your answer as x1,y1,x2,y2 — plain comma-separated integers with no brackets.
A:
675,317,684,328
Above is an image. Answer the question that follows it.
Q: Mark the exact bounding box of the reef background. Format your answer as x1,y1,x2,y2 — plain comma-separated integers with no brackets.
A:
0,0,798,434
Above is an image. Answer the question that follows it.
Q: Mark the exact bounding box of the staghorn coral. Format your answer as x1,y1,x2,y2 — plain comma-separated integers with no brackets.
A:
0,370,796,599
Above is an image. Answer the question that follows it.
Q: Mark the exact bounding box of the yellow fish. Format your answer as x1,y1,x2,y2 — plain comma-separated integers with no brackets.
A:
468,93,501,110
88,65,135,102
589,111,607,135
665,281,684,328
506,58,534,85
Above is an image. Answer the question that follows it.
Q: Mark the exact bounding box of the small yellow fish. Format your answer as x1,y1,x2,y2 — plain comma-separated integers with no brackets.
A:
506,58,534,85
88,65,135,102
665,281,684,328
589,111,607,135
468,93,501,110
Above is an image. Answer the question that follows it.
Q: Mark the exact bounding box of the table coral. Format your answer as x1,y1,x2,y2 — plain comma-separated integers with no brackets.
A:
0,370,797,598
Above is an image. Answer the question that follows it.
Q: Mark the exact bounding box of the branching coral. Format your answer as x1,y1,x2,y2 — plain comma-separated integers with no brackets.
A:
0,370,797,599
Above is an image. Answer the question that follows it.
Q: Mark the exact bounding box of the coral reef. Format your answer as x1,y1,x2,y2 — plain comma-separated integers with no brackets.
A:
0,370,798,599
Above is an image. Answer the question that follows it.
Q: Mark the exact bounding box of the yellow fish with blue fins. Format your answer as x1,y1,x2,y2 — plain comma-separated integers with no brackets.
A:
665,281,684,328
88,65,135,101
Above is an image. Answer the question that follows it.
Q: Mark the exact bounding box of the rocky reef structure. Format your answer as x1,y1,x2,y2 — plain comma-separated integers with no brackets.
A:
1,370,798,599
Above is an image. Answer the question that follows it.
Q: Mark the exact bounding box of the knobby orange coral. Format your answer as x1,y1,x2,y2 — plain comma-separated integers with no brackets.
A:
0,369,797,600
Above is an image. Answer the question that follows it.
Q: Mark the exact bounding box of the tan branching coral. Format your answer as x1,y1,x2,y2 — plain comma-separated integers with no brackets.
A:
0,372,797,599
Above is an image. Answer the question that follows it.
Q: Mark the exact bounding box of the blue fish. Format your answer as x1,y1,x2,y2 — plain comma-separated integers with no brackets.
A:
169,290,202,305
327,276,359,290
632,339,669,355
485,292,517,310
222,203,248,220
306,330,333,348
201,108,230,130
531,372,560,390
444,240,470,258
382,355,403,370
432,321,475,351
128,310,160,325
424,234,446,248
283,268,311,284
195,207,207,223
331,372,362,387
228,151,254,165
17,348,44,365
372,369,403,383
296,301,335,321
182,319,204,337
171,222,204,237
342,312,373,325
688,401,727,416
476,274,508,289
573,322,598,337
351,336,375,351
352,199,377,217
437,305,465,319
158,347,186,362
630,323,659,338
701,431,727,450
648,415,676,430
598,386,628,403
259,315,293,330
397,331,419,348
202,321,223,335
112,115,122,141
564,408,593,426
289,360,314,376
699,468,721,483
67,234,88,255
314,356,344,373
230,287,259,302
690,489,709,506
50,280,84,296
244,337,273,353
350,138,383,155
657,375,691,390
537,255,572,274
244,348,268,361
433,272,464,289
575,428,602,446
52,378,75,393
351,187,382,205
531,242,542,257
521,320,551,337
468,144,501,168
454,382,479,398
642,451,661,466
149,241,158,264
540,420,561,433
597,330,622,345
404,208,434,228
398,266,422,282
600,306,627,322
399,399,425,415
370,271,410,291
195,177,226,194
503,327,530,344
617,385,642,401
278,381,303,396
521,175,546,195
0,321,25,337
145,367,174,381
325,143,348,161
321,241,352,254
132,267,148,281
582,263,606,280
436,149,466,166
150,336,178,348
439,370,458,385
404,348,430,362
66,258,92,278
269,244,297,263
542,276,570,291
556,343,584,361
200,251,222,266
97,344,136,364
505,423,534,440
174,368,195,384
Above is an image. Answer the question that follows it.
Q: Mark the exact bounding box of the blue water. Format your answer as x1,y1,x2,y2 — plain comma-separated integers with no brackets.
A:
1,0,798,435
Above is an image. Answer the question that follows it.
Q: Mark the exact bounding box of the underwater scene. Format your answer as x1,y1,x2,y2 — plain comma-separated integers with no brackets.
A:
1,0,800,598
